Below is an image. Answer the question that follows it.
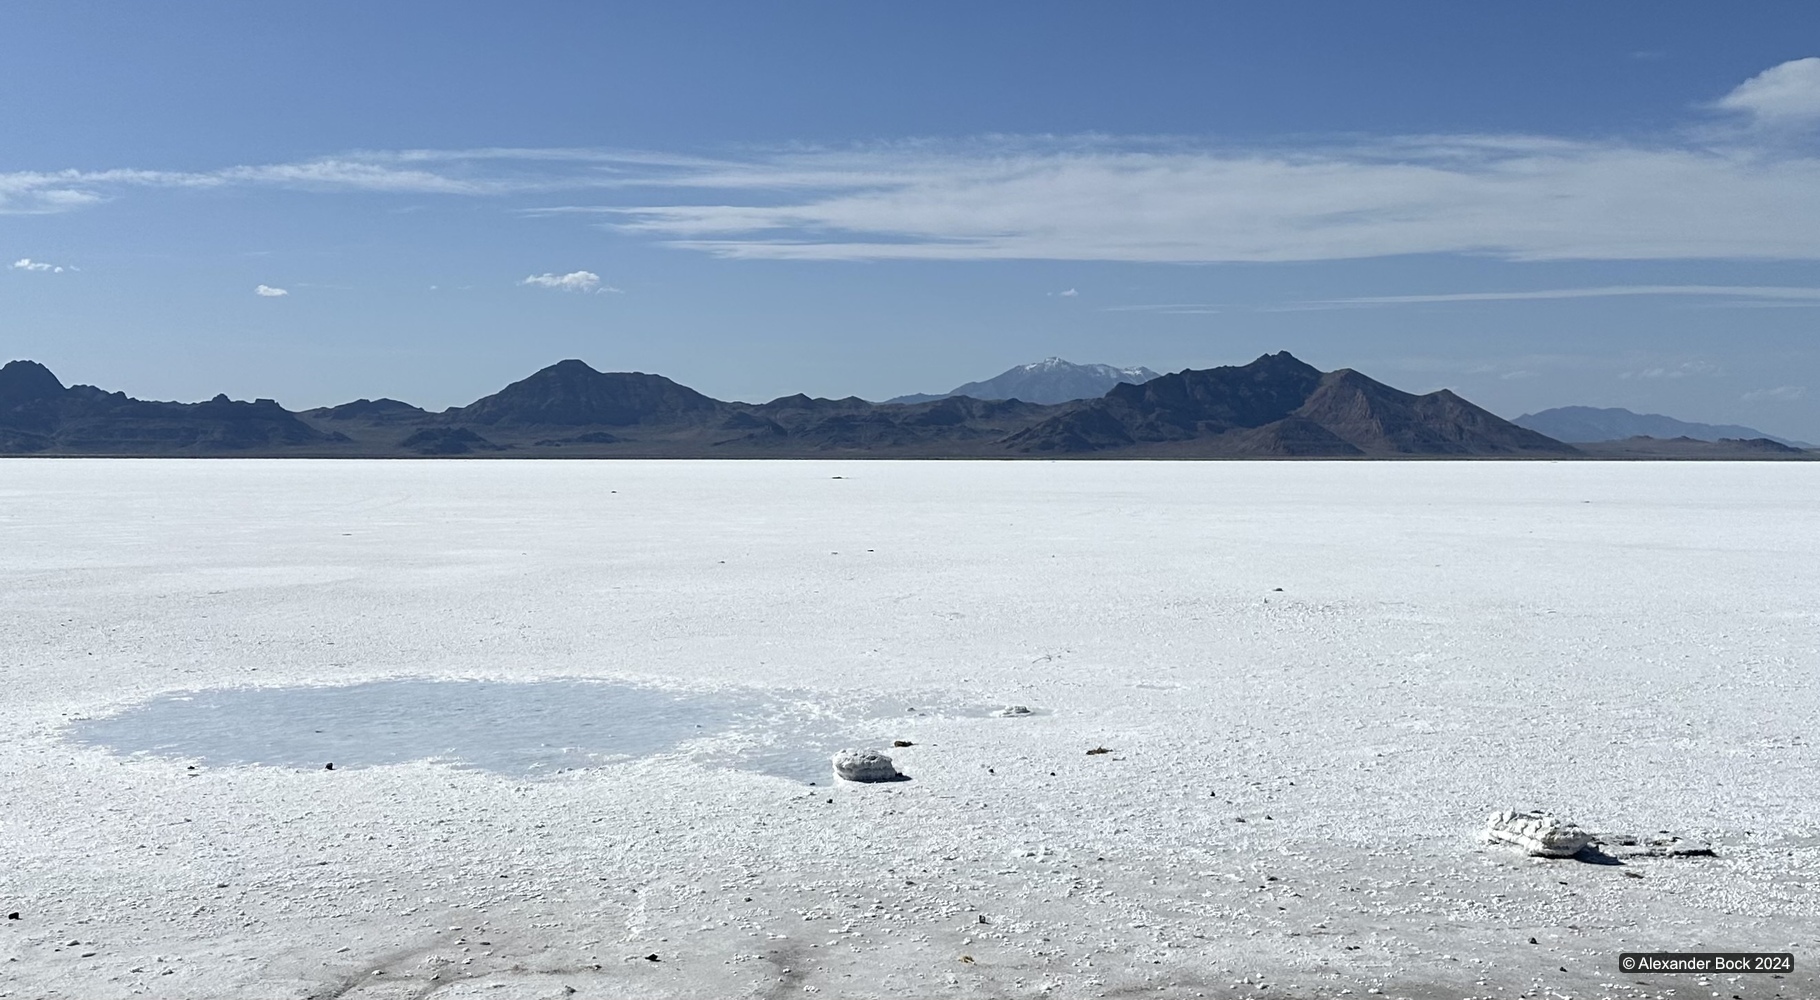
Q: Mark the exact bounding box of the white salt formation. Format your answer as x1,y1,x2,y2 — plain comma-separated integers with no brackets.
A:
1485,809,1593,857
831,748,902,782
991,705,1034,717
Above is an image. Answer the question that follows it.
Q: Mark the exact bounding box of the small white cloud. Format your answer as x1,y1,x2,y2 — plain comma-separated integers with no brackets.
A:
11,257,63,273
521,270,601,292
1742,385,1806,403
254,284,288,297
1715,57,1820,124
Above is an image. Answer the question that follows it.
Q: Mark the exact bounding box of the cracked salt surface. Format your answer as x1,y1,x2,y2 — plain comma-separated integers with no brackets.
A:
68,679,924,783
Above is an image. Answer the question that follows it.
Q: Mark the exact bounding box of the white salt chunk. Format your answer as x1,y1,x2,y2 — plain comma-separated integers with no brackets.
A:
1485,809,1592,857
831,748,902,782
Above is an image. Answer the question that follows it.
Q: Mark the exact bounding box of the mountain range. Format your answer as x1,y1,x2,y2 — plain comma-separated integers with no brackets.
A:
886,357,1161,405
1514,405,1811,448
1,353,1810,459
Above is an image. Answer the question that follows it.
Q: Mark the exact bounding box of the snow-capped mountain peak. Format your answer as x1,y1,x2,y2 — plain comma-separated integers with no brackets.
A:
888,357,1163,405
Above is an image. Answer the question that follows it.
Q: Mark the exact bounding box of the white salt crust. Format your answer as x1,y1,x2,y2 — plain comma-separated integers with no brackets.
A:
3,459,1818,1000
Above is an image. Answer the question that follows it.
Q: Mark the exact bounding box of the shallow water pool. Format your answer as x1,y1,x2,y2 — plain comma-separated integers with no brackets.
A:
67,678,952,783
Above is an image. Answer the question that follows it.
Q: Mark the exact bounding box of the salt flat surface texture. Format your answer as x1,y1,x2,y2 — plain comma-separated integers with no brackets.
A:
2,459,1816,1000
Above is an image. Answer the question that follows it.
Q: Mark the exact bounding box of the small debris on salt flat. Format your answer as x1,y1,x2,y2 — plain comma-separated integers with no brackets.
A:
831,748,904,782
892,739,914,747
1594,831,1716,858
1086,746,1112,755
991,705,1033,718
1485,810,1592,857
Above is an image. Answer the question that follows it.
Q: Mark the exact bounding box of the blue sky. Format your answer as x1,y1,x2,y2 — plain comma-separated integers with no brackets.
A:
4,2,1819,438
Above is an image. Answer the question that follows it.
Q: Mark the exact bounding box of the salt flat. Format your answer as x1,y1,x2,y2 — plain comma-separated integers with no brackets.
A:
1,459,1816,1000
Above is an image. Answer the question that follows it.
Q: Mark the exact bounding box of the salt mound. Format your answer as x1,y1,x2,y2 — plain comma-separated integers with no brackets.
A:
831,748,903,783
1485,809,1592,857
991,705,1034,718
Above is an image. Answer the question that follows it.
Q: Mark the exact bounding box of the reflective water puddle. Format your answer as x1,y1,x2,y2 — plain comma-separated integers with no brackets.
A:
67,678,972,783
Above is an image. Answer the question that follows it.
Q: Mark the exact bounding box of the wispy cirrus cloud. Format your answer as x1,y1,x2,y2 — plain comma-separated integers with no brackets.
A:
0,148,723,214
11,257,66,273
1742,385,1807,403
7,60,1820,268
1109,284,1820,316
1620,360,1722,380
17,137,1820,264
0,155,594,214
593,132,1820,263
1314,285,1820,306
1102,302,1224,315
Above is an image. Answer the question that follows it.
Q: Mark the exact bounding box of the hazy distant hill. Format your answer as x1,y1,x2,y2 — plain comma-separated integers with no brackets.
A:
1514,406,1810,448
302,398,430,423
1574,435,1809,459
887,357,1161,405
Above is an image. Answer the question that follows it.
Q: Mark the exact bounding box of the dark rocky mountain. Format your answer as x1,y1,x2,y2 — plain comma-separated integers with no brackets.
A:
0,358,65,403
0,359,341,454
1514,405,1810,448
887,357,1162,405
1006,352,1574,456
18,351,1804,459
447,359,725,427
728,394,1047,451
